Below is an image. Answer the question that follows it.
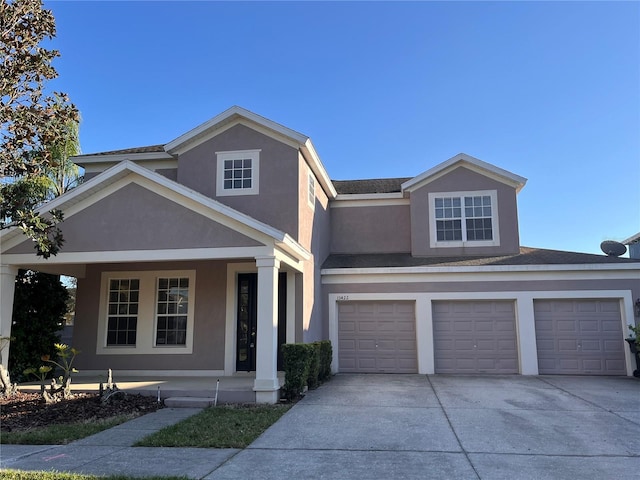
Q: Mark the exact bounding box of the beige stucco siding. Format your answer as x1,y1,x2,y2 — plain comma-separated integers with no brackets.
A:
330,205,411,254
299,153,332,342
73,261,227,371
5,183,262,254
177,124,300,239
410,167,520,256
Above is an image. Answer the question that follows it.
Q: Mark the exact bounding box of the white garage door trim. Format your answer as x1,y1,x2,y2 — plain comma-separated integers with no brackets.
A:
327,290,635,376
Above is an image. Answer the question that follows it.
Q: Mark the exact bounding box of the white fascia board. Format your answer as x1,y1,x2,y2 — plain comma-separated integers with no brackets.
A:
401,153,528,193
321,264,640,284
2,246,276,266
74,151,174,166
331,193,409,208
165,106,308,155
83,159,178,174
300,139,337,199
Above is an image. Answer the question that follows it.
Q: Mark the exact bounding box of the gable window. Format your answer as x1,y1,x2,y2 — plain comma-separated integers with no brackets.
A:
308,171,316,208
216,150,260,196
429,190,499,247
155,277,189,346
106,279,139,346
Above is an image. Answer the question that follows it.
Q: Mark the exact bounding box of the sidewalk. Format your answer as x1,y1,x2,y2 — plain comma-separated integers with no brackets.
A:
1,407,240,478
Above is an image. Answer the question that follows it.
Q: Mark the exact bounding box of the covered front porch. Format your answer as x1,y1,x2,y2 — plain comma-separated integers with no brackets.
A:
17,372,286,405
0,162,312,404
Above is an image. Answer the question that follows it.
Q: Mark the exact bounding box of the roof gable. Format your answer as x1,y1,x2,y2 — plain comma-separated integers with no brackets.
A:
0,160,310,262
401,153,527,194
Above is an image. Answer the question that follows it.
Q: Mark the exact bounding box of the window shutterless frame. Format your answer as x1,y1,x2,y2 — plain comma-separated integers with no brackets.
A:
428,190,500,248
216,149,261,196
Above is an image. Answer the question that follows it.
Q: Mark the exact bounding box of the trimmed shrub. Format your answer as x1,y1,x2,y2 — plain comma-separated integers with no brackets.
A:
307,343,321,389
317,340,333,381
281,343,313,401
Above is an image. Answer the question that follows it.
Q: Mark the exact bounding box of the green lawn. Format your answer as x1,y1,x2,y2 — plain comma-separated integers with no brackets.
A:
1,415,138,445
135,403,291,448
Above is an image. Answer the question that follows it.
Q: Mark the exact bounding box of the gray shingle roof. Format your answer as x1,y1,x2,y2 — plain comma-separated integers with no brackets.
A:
81,145,166,156
322,247,640,269
333,178,412,194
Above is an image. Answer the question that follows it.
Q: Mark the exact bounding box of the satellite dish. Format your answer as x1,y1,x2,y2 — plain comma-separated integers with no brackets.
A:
600,240,627,257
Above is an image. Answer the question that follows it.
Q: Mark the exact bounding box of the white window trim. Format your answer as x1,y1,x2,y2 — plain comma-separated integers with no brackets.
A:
308,171,316,209
428,189,500,248
97,270,196,355
216,149,260,197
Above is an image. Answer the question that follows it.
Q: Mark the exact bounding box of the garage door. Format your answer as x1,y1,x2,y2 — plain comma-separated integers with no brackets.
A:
338,301,417,373
433,300,518,374
534,299,626,375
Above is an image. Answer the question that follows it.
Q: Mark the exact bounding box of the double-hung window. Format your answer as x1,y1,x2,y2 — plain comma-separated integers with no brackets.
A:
98,270,195,355
106,279,139,346
155,277,189,346
216,150,260,196
308,171,316,208
429,190,499,247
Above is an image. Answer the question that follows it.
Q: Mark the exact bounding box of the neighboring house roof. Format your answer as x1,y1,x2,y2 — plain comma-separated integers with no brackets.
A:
333,178,413,195
623,232,640,245
322,247,640,270
401,152,527,193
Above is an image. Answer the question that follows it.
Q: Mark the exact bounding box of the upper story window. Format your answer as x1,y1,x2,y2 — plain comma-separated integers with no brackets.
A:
308,171,316,208
429,190,500,247
216,149,260,196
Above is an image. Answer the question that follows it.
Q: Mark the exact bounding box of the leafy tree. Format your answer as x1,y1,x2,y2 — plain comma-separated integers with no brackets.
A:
8,269,69,383
1,0,79,258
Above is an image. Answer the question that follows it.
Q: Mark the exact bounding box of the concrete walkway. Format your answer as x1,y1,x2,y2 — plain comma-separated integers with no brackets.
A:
2,374,640,479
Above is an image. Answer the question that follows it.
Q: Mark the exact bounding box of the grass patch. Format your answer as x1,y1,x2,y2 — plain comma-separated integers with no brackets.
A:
135,403,291,448
0,471,188,480
1,415,136,445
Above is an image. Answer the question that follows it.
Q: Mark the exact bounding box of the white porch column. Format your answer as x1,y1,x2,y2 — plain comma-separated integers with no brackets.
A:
254,256,280,404
0,265,18,370
516,294,539,375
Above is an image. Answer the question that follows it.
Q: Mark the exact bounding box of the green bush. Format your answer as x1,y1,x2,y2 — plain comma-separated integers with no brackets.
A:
317,340,333,381
306,343,321,390
282,341,333,401
281,343,313,401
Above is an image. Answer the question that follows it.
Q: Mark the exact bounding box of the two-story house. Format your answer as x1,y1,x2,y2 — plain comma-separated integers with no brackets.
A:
1,106,638,403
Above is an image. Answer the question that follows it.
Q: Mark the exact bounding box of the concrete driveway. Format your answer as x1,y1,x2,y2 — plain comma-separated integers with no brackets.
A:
210,374,640,480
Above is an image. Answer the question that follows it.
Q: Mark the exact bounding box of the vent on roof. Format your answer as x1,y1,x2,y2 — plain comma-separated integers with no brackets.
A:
600,240,627,257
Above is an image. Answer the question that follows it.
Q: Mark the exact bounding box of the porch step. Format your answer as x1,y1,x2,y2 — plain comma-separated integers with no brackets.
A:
164,397,216,408
163,389,257,407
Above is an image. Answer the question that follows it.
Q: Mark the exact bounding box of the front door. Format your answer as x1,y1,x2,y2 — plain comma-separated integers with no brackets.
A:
236,272,287,372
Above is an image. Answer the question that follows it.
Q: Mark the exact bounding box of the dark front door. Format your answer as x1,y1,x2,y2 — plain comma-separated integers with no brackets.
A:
236,272,287,372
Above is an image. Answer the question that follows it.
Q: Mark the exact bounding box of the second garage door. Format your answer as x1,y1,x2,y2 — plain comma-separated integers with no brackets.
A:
534,299,626,375
433,300,519,374
338,301,417,373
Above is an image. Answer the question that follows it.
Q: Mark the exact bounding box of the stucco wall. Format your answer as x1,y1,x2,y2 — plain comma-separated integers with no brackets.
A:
5,182,262,254
177,124,300,239
330,204,411,254
73,261,227,371
410,167,520,256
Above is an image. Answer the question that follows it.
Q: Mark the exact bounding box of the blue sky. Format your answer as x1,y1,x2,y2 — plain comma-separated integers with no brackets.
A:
44,1,639,255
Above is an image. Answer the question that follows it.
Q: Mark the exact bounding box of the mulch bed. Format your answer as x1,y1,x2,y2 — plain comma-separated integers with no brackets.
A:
0,391,163,432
